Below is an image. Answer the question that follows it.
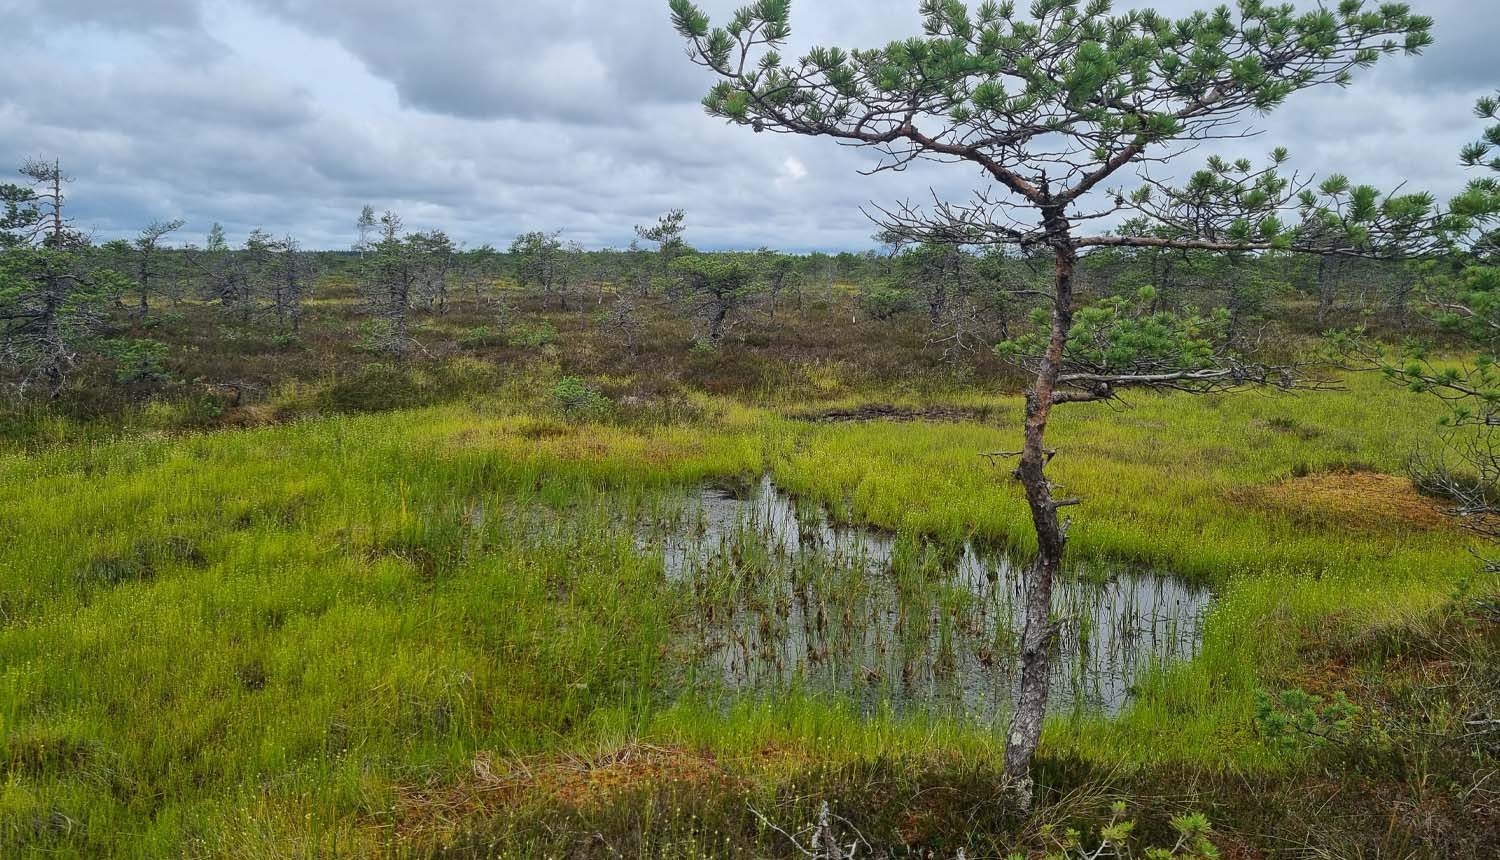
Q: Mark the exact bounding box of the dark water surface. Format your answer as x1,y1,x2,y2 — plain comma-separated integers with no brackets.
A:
637,476,1212,720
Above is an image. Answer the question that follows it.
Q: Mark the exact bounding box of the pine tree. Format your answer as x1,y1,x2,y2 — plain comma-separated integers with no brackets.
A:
634,209,689,296
270,235,309,334
362,211,418,355
669,253,760,346
0,182,41,249
510,230,567,309
669,0,1443,801
128,220,185,317
1373,93,1500,551
0,158,121,397
356,205,377,257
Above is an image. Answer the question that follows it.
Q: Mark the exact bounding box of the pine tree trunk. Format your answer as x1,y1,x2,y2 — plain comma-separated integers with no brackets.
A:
138,258,151,318
1002,235,1077,807
708,302,729,345
1316,255,1336,326
928,285,946,328
49,165,63,247
41,271,66,398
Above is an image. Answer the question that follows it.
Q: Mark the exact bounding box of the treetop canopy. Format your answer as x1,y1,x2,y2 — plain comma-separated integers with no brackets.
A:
670,0,1448,254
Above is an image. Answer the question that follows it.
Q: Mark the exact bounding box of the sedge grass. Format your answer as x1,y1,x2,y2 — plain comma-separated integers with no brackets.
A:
0,371,1485,857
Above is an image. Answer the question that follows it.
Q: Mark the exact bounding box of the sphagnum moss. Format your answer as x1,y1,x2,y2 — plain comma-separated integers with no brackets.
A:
0,371,1486,857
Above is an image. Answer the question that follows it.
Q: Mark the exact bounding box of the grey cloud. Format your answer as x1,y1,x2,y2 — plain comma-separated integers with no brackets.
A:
4,0,203,31
0,0,1495,252
243,0,704,123
1389,0,1498,88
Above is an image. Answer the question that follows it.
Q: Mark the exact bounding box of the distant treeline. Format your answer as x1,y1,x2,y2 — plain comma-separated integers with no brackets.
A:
0,162,1458,417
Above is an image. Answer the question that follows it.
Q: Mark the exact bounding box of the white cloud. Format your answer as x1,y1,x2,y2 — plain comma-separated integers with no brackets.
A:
777,157,809,188
0,0,1493,252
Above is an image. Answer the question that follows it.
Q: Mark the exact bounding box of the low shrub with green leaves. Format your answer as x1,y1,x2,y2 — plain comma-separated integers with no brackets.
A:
458,325,508,349
1254,688,1360,750
550,375,610,419
1028,804,1219,860
506,320,557,349
102,338,171,385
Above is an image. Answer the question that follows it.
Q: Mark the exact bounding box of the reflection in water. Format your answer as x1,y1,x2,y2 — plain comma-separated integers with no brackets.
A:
637,476,1211,720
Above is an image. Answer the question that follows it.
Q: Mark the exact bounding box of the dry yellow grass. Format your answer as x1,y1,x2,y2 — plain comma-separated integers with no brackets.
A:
1237,469,1454,532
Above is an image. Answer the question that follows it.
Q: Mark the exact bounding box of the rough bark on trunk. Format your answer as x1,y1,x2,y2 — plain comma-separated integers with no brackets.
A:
707,301,729,345
40,272,66,397
1002,228,1076,807
48,165,63,247
927,285,947,328
1315,254,1338,326
137,253,151,318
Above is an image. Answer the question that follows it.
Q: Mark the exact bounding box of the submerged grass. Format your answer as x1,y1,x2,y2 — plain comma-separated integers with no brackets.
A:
0,371,1487,857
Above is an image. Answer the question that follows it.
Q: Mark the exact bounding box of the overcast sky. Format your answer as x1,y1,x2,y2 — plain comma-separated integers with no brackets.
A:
2,0,1495,252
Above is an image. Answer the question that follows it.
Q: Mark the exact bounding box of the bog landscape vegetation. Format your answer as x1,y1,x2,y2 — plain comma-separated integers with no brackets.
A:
2,0,1500,857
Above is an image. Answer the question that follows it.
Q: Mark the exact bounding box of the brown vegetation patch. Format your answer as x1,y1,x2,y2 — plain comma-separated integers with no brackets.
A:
214,403,292,430
392,744,738,842
1234,469,1454,532
1252,601,1500,857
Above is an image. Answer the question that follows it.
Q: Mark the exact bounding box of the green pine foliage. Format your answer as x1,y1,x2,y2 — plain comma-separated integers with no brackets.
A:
998,288,1232,379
